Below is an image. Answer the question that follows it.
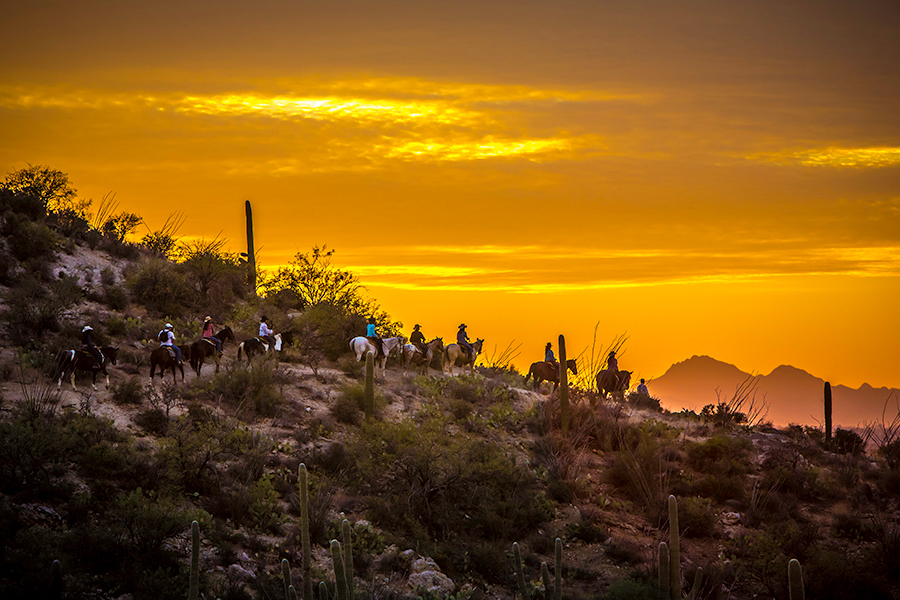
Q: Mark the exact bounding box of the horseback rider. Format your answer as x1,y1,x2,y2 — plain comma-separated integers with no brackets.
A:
636,378,649,395
202,316,223,354
410,324,427,355
158,323,182,365
544,342,557,368
81,325,104,368
259,316,276,350
457,324,475,360
607,351,619,373
366,316,384,358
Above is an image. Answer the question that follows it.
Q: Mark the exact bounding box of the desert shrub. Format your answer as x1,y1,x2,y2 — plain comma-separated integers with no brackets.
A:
104,283,128,310
2,212,61,263
185,361,284,419
293,303,367,361
125,257,192,317
0,390,73,498
686,434,752,475
628,392,662,411
348,417,552,544
832,427,866,455
136,408,169,435
604,537,642,565
110,376,144,405
339,354,365,379
597,575,658,600
677,496,717,538
606,423,681,521
3,275,83,343
759,446,821,502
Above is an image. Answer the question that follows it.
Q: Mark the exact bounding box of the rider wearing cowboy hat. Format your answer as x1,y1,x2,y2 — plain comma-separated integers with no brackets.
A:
607,351,618,373
457,324,475,360
202,316,223,354
81,325,104,368
366,316,384,358
410,324,427,355
636,378,649,395
544,342,557,368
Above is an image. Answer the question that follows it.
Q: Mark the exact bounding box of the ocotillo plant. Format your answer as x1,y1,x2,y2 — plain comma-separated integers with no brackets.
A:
788,558,805,600
364,351,374,420
299,464,313,600
189,520,200,600
661,495,703,600
558,334,569,437
824,381,832,447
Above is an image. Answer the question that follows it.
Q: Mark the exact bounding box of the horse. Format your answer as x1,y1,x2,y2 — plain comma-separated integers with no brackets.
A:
401,337,444,377
237,333,283,363
149,344,192,383
54,346,118,390
443,338,484,376
189,326,235,376
349,336,406,379
596,369,632,398
523,359,578,393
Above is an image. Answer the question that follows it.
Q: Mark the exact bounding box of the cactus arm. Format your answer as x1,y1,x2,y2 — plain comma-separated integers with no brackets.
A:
189,520,200,600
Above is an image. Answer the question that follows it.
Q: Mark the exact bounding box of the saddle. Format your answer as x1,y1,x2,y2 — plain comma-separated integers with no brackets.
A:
164,346,178,359
255,337,271,351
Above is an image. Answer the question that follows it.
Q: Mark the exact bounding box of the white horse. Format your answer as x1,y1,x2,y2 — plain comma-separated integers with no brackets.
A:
349,336,406,378
443,338,484,375
401,337,443,377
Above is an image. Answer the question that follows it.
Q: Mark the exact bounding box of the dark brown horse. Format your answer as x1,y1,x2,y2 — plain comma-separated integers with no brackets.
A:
523,359,578,393
189,326,235,376
149,345,191,383
55,346,118,390
237,333,282,363
596,369,632,398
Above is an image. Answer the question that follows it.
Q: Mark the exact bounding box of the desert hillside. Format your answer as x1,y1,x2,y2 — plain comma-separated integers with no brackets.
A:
2,182,900,600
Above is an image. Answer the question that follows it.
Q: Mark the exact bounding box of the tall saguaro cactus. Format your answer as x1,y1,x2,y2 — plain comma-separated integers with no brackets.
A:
245,200,257,295
299,464,313,600
824,381,832,447
788,558,805,600
364,351,375,420
558,334,569,437
189,520,200,600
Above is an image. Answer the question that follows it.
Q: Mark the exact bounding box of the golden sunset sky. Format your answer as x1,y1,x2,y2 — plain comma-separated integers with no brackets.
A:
2,1,899,391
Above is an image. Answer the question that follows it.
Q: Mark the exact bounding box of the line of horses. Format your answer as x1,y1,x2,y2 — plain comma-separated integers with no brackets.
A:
54,325,631,397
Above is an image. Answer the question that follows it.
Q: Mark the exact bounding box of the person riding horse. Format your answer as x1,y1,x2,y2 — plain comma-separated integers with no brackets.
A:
544,342,557,368
636,378,648,395
81,325,104,368
158,323,182,365
410,324,427,355
367,316,384,358
457,324,475,361
202,316,223,354
259,316,276,350
607,351,619,373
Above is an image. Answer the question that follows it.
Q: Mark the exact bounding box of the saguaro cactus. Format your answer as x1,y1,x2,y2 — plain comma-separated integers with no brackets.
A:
824,381,832,447
50,559,63,600
663,496,703,600
331,539,349,600
513,538,562,600
245,200,257,294
788,559,805,600
283,558,294,600
364,351,374,420
342,519,354,600
299,464,313,600
189,520,200,600
513,542,529,600
558,334,569,437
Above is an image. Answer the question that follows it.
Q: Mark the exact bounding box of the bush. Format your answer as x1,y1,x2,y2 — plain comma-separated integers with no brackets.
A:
832,428,866,455
125,258,192,317
185,362,284,419
110,377,145,405
597,576,658,600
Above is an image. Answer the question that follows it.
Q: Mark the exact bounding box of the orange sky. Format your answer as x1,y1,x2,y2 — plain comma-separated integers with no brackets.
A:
2,1,899,392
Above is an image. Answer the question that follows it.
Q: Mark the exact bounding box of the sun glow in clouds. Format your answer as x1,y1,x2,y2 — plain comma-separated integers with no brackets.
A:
752,147,900,168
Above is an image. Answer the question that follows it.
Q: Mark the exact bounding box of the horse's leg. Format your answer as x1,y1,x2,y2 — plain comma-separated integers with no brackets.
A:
70,371,77,391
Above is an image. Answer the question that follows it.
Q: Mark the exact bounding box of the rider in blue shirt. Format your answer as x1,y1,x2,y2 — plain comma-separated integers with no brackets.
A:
366,316,384,358
545,342,556,364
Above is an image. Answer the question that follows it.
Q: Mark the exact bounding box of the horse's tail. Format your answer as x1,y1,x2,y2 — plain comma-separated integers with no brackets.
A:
53,350,71,381
190,347,198,371
237,342,244,361
523,365,533,384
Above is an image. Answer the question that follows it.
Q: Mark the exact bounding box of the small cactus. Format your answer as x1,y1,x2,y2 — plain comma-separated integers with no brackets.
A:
342,519,354,600
331,539,349,600
662,496,703,600
513,539,562,600
283,558,293,600
824,382,832,448
50,559,63,600
513,542,529,600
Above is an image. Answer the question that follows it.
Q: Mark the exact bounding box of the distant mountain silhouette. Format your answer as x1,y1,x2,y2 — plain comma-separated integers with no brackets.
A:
648,355,900,427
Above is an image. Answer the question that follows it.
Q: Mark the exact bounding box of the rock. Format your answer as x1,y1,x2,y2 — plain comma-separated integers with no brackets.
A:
722,512,741,526
227,563,257,582
408,557,454,596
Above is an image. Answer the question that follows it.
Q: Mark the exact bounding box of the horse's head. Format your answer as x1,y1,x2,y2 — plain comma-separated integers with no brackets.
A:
219,326,235,342
473,338,484,353
619,370,632,390
103,346,119,365
567,358,578,375
432,337,444,351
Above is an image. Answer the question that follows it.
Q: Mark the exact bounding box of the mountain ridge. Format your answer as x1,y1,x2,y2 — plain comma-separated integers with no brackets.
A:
647,355,899,427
